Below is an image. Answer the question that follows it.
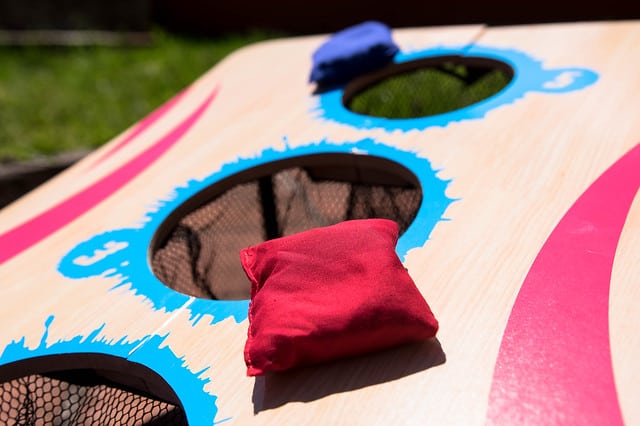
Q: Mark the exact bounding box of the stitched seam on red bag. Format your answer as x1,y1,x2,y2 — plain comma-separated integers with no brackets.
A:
241,249,257,373
240,248,258,285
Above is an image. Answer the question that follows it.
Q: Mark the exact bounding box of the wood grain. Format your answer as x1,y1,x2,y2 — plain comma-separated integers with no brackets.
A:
0,21,638,425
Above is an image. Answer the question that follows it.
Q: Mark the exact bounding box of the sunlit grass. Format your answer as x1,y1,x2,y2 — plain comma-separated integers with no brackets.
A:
1,36,512,163
0,29,280,162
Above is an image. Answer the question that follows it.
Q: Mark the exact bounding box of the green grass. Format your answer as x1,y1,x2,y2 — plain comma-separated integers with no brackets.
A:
1,39,511,163
347,62,511,119
0,29,279,162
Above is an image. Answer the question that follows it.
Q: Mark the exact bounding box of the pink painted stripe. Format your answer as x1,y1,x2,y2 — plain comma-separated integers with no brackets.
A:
0,87,219,266
89,90,187,166
487,143,640,425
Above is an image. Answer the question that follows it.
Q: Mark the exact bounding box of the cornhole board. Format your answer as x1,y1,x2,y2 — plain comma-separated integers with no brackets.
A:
0,20,639,425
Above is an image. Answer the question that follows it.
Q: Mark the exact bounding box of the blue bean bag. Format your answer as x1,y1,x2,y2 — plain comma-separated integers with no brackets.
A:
310,21,399,86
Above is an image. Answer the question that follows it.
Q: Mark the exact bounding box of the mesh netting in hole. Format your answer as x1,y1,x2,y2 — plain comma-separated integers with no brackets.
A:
152,166,421,300
0,372,186,426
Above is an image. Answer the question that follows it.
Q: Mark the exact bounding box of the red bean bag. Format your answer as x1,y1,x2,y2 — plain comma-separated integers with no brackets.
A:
240,218,439,376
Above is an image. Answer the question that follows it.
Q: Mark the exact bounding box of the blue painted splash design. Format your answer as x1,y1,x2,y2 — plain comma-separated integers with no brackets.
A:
58,138,454,322
0,316,219,425
49,139,453,423
313,44,599,131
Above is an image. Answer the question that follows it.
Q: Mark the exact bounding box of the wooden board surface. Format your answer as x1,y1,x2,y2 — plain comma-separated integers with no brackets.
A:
0,21,639,425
